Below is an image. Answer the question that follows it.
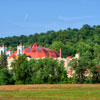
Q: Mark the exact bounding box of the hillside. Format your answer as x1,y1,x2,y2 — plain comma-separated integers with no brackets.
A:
0,24,100,58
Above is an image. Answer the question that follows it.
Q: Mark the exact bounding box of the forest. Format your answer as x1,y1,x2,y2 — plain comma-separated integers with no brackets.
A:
0,24,100,84
0,24,100,58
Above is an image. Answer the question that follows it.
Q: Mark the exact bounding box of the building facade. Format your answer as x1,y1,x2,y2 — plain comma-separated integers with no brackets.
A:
0,43,79,76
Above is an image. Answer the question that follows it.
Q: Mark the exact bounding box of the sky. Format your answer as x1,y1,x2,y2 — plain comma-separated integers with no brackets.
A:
0,0,100,37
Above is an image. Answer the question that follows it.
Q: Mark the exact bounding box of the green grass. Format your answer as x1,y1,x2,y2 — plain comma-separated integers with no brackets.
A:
0,85,100,100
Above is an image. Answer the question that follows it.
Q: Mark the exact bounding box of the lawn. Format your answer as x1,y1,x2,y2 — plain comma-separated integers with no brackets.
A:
0,84,100,100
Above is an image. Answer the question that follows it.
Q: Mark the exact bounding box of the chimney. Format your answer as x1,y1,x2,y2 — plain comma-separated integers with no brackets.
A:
60,48,62,58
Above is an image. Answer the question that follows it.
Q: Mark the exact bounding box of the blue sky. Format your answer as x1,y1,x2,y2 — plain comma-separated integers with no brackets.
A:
0,0,100,37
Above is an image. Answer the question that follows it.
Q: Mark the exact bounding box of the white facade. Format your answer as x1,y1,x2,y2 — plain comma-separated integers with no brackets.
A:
2,44,80,76
17,44,24,55
0,46,7,55
0,45,13,57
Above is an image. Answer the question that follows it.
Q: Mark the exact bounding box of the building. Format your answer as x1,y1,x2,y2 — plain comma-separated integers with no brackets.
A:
0,45,12,57
8,43,61,69
0,43,79,76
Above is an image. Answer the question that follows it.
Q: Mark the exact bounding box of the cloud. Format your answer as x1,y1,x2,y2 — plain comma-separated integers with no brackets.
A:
58,16,95,21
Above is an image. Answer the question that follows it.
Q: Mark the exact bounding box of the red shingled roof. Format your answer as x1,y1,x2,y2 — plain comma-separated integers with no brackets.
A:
9,51,17,59
9,44,60,59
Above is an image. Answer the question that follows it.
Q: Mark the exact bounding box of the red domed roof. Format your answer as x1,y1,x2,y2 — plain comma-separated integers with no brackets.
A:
9,43,60,59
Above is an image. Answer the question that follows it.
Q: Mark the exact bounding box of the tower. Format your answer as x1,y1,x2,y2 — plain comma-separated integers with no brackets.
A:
17,43,24,55
0,45,7,55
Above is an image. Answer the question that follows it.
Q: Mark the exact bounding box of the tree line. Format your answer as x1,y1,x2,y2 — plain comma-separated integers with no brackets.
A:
0,53,100,84
1,24,100,58
0,54,69,85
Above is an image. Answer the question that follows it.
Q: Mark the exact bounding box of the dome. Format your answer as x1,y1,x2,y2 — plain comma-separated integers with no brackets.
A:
9,43,60,59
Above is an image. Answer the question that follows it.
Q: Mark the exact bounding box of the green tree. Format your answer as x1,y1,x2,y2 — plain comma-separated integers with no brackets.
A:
0,52,7,69
49,41,73,57
90,59,100,83
0,68,14,85
11,55,29,84
30,58,64,84
60,70,68,84
69,57,90,83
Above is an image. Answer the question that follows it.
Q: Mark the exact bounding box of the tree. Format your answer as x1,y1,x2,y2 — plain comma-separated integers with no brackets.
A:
60,70,68,84
11,55,29,84
90,59,100,83
49,41,73,58
0,68,14,85
30,58,64,84
69,57,90,83
0,52,7,69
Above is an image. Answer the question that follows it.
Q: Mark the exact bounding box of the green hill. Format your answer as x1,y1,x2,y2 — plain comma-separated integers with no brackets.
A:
1,24,100,58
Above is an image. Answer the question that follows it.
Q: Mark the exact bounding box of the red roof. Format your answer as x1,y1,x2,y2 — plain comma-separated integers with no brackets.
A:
2,45,5,47
66,56,72,59
9,51,17,59
67,70,72,73
9,44,60,59
8,49,11,52
19,43,22,46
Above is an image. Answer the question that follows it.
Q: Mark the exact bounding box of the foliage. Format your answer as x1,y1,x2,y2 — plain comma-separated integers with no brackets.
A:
69,57,91,83
0,52,7,69
60,70,68,84
0,24,99,57
11,56,64,84
30,58,64,84
0,24,100,58
0,68,14,85
11,55,29,84
90,59,100,83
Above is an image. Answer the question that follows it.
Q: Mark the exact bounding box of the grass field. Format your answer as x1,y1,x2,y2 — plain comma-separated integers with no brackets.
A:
0,84,100,100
